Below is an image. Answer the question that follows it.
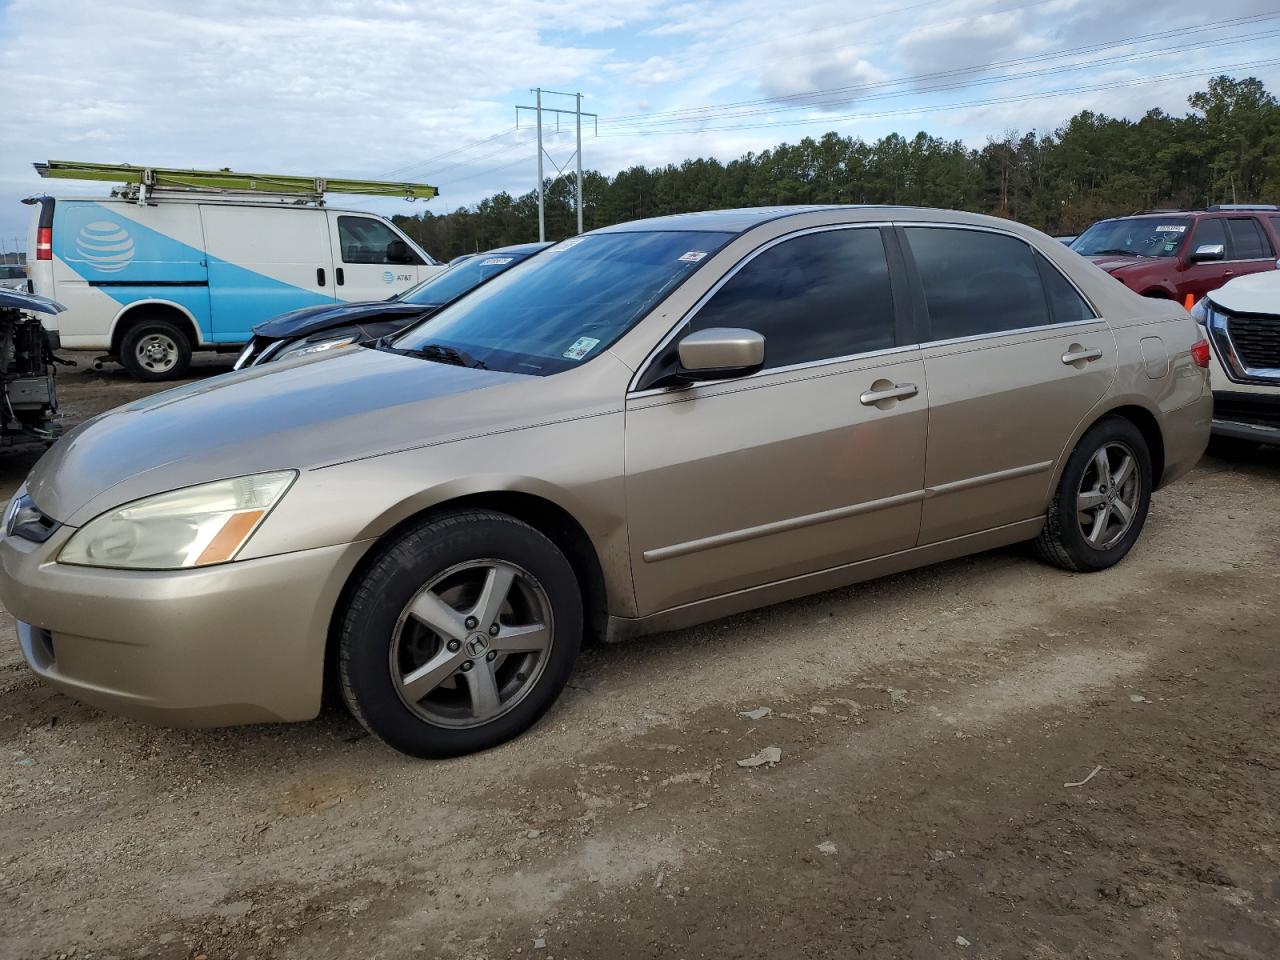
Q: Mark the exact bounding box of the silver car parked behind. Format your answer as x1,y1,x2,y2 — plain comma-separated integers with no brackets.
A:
0,206,1211,757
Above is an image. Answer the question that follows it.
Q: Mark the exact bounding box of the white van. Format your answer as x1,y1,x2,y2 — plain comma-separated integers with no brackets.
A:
24,189,443,379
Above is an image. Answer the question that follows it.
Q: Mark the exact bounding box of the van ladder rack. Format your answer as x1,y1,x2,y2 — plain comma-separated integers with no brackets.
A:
33,160,438,205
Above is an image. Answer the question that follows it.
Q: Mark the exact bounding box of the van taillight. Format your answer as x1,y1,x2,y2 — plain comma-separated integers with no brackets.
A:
1190,339,1210,369
35,226,52,260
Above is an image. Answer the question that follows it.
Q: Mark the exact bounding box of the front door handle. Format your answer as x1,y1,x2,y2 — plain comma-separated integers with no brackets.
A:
317,267,326,287
860,382,919,406
1061,347,1103,365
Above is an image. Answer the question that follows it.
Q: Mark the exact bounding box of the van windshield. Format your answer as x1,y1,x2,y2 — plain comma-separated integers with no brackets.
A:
391,231,734,375
1071,217,1191,259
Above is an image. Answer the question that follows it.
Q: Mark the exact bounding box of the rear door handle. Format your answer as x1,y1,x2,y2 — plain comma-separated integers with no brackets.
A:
1061,347,1103,365
860,382,919,406
317,267,326,287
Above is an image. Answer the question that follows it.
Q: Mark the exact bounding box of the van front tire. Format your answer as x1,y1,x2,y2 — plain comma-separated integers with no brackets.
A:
120,318,192,381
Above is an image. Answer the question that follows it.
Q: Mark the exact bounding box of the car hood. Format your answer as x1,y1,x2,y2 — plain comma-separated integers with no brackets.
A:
1207,270,1280,315
1085,255,1151,273
253,300,433,339
25,346,570,526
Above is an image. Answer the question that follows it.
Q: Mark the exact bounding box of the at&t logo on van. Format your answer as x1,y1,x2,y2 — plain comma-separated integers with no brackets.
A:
76,221,136,273
382,270,394,284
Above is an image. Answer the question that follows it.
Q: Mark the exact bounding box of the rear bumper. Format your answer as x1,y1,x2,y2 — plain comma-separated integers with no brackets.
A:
0,528,372,726
1212,391,1280,446
1158,392,1213,488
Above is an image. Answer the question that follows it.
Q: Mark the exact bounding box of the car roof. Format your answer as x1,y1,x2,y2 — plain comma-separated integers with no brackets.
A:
589,205,912,235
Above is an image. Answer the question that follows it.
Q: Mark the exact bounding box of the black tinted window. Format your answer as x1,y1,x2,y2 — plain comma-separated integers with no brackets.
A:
1191,217,1226,252
1037,255,1096,324
1227,218,1270,259
337,216,419,265
905,228,1050,339
691,228,895,369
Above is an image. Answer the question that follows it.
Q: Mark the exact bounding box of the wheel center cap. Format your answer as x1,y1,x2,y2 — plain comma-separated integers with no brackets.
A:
465,633,490,657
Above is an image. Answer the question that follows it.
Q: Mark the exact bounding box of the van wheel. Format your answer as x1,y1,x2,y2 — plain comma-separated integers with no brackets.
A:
120,318,192,381
1035,416,1153,572
338,510,582,758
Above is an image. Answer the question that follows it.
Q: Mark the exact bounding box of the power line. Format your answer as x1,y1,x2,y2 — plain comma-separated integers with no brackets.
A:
380,126,519,180
604,12,1280,129
595,57,1280,137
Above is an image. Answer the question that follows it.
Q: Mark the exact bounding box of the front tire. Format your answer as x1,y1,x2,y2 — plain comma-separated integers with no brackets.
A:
338,510,582,758
1035,416,1153,572
119,317,192,381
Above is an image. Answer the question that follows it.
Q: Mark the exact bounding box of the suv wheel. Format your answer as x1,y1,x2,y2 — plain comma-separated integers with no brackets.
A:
120,317,192,381
1035,416,1153,572
338,510,582,758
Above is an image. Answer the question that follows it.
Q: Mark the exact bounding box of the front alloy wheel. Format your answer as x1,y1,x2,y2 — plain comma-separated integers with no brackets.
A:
339,510,582,757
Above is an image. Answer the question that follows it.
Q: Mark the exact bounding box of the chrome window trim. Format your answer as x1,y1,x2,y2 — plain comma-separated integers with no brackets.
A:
893,220,1103,330
918,317,1109,352
627,221,895,396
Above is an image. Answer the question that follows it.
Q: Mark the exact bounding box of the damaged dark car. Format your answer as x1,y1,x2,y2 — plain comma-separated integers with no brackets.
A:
233,241,549,368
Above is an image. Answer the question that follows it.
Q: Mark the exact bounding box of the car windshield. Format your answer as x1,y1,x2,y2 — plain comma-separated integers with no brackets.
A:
392,230,735,375
1071,217,1191,259
397,252,532,306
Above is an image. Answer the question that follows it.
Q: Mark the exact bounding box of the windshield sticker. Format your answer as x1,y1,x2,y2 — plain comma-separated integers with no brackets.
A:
563,336,601,361
480,256,514,265
677,250,708,263
548,237,588,253
1155,225,1187,233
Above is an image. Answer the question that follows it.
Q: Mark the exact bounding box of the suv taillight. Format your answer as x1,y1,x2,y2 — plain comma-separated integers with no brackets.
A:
1190,338,1210,369
35,226,52,261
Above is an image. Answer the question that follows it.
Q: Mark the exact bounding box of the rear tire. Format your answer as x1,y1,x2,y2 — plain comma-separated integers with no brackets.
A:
120,317,192,381
338,510,582,758
1035,416,1153,572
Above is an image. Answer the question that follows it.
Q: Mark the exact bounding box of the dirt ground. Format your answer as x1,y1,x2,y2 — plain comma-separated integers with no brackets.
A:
1,353,1278,960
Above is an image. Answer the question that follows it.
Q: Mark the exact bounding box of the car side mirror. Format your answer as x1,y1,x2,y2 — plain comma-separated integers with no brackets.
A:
1190,243,1225,263
386,239,414,264
676,327,765,380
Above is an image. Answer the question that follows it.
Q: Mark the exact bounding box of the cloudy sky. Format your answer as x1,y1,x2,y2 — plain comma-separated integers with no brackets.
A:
0,0,1277,251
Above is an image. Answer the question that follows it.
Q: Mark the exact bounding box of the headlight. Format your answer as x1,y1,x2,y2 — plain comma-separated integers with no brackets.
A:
59,471,296,570
276,334,359,362
1190,297,1211,324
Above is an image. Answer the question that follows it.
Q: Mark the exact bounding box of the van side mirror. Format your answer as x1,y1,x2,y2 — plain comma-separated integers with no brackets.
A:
1190,243,1225,263
676,328,765,380
386,239,415,264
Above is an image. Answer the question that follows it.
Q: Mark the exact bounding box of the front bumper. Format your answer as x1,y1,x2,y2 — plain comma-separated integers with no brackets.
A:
1212,391,1280,446
0,528,372,726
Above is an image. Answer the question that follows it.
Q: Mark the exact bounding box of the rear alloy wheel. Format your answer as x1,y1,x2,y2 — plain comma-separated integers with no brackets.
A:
338,510,582,757
1035,416,1153,572
120,318,192,381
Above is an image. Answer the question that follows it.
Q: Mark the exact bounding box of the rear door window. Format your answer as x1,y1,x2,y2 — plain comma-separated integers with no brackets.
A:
690,227,896,370
904,227,1052,340
1226,218,1272,259
1036,255,1096,324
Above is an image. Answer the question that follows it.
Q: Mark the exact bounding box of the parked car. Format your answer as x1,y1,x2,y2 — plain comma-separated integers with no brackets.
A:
22,189,442,381
234,242,550,367
0,263,29,290
1070,206,1280,303
0,206,1211,758
0,286,64,445
1192,269,1280,454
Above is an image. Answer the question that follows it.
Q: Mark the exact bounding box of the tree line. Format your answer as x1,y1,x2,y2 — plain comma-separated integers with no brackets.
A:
394,76,1280,261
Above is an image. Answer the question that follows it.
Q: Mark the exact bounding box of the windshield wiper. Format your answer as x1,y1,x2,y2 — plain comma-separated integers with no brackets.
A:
409,342,488,369
1089,248,1147,257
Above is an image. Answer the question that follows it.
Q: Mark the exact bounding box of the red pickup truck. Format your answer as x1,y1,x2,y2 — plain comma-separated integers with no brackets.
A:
1069,206,1280,303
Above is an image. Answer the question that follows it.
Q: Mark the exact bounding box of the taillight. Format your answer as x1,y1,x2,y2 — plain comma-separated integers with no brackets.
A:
1190,338,1210,369
35,226,52,261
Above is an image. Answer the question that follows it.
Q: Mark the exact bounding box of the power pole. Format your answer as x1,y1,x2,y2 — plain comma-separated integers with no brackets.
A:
517,89,598,241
